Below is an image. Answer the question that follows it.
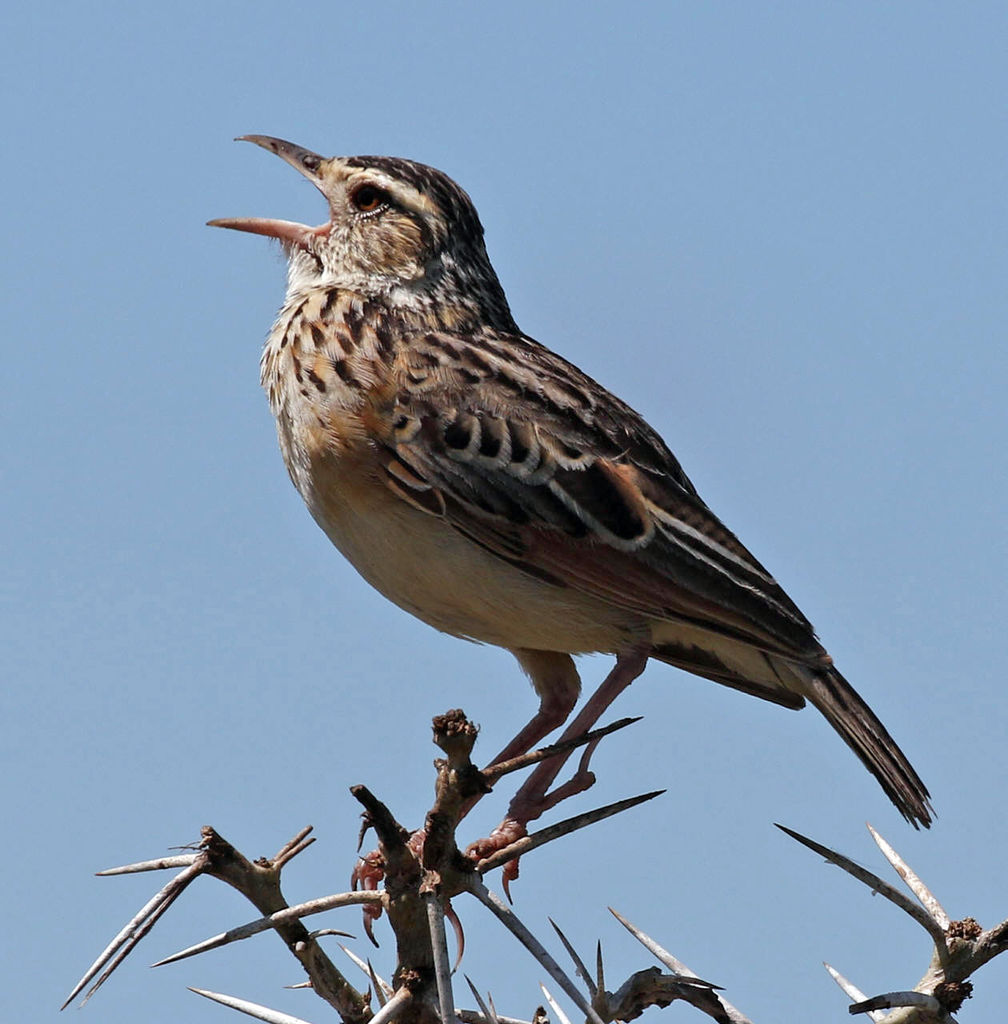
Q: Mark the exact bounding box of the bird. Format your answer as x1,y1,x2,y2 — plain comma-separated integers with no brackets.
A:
210,135,932,841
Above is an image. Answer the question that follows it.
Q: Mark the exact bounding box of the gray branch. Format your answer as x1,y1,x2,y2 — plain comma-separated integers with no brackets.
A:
781,822,1008,1022
65,709,1008,1024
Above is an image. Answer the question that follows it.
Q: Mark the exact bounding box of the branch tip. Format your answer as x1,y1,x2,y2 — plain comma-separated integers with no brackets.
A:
187,987,317,1024
607,907,719,988
273,825,315,862
538,983,573,1024
338,944,393,1003
482,716,642,783
548,918,596,997
822,963,887,1022
477,790,663,876
464,975,501,1024
152,891,382,967
776,823,949,946
63,860,204,1007
849,990,951,1017
865,823,951,930
468,878,604,1024
366,987,412,1024
95,854,199,876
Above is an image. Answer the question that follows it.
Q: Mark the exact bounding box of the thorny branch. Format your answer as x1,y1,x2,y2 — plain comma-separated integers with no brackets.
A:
779,823,1008,1022
64,708,1008,1023
66,709,675,1023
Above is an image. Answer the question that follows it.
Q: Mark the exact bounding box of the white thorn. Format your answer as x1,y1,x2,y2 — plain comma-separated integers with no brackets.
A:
96,855,198,875
188,987,317,1024
866,824,951,930
468,878,603,1024
538,983,573,1024
823,964,886,1023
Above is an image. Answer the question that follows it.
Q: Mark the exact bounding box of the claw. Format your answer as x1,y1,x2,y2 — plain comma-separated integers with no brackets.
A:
363,906,380,948
501,858,520,903
351,831,427,947
351,850,385,891
445,900,465,971
356,814,374,852
467,819,528,899
351,850,387,945
406,829,427,859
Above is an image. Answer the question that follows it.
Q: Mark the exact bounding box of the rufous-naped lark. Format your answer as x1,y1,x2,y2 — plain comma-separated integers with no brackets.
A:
211,136,932,837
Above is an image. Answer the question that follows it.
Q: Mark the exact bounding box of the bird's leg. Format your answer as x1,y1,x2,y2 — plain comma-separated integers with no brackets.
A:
501,648,648,829
489,649,583,766
469,648,649,877
354,650,643,913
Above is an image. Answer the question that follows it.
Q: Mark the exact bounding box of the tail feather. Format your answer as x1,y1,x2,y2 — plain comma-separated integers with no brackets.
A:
802,666,933,828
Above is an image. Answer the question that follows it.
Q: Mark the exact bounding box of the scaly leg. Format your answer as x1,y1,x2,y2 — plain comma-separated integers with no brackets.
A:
469,648,649,870
489,648,582,765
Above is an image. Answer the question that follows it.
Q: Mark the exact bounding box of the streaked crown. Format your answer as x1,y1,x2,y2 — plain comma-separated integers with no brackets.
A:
210,136,516,330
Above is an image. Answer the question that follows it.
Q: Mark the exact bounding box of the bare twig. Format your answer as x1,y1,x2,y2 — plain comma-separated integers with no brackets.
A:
867,823,950,930
775,824,949,946
974,917,1008,966
338,945,393,1004
783,826,1008,1021
467,877,604,1024
96,854,199,876
464,975,502,1024
457,1008,530,1024
425,892,456,1024
189,987,318,1024
608,908,719,988
607,908,756,1024
548,920,596,998
273,826,317,870
366,986,412,1024
75,708,1008,1024
64,859,205,1007
475,791,663,876
153,892,383,967
851,990,955,1020
823,963,886,1023
538,983,572,1024
482,718,641,785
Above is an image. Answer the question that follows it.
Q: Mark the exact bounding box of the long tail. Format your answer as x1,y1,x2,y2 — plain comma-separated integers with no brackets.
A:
802,665,933,828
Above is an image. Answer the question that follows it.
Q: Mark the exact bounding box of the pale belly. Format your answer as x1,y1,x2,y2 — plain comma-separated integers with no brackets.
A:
295,452,641,654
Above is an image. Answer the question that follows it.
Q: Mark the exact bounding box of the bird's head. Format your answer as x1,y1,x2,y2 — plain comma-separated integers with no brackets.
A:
210,136,514,327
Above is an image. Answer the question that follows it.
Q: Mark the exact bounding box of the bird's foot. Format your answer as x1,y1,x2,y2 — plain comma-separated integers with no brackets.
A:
466,818,527,898
466,738,603,897
466,817,526,863
350,848,386,945
351,830,427,944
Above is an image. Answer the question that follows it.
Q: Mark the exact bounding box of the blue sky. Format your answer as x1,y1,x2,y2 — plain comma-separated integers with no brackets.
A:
4,3,1007,1022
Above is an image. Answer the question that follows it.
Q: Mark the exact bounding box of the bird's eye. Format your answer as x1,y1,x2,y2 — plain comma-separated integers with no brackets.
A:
350,185,387,213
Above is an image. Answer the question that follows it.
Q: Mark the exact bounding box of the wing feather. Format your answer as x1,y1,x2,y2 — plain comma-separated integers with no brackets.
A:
378,327,826,667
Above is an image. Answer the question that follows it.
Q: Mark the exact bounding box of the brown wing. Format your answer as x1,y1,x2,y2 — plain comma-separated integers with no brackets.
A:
376,327,826,671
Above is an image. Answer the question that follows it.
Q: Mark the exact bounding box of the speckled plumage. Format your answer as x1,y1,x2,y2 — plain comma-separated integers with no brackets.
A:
212,135,932,829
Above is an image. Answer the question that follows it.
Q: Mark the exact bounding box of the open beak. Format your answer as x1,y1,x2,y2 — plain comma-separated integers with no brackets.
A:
208,135,332,249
